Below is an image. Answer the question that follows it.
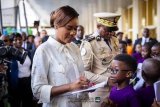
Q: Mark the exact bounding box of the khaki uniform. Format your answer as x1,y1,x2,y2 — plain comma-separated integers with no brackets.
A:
80,32,119,107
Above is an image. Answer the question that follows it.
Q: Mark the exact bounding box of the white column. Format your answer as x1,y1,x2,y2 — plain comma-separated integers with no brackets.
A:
157,0,160,41
132,0,140,42
116,7,123,31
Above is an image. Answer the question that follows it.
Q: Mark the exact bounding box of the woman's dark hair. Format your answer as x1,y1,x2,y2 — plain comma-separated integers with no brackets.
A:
114,54,137,72
50,5,79,28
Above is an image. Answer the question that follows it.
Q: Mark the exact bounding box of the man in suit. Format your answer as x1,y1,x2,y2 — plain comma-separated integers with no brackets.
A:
72,25,85,47
40,30,49,43
21,32,33,51
133,28,158,52
80,12,120,107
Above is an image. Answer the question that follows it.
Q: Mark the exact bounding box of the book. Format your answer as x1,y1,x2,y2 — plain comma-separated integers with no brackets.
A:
154,80,160,101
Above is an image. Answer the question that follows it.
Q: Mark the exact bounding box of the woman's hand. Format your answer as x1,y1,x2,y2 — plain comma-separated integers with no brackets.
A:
69,76,89,91
51,75,90,97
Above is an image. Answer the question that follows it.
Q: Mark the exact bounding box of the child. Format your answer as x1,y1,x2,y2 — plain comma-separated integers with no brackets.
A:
141,42,153,59
136,58,160,107
132,44,144,64
118,41,127,54
101,54,141,107
126,39,133,55
134,42,153,90
151,42,160,61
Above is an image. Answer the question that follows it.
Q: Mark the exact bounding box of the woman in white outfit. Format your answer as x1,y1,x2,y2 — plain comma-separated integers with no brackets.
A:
31,5,89,107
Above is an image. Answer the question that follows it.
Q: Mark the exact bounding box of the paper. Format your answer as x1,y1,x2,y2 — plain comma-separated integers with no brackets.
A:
61,81,107,96
71,81,107,94
154,80,160,101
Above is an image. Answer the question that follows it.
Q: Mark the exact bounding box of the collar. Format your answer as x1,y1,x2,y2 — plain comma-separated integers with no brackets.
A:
92,30,103,41
48,36,67,53
75,37,82,41
142,36,149,40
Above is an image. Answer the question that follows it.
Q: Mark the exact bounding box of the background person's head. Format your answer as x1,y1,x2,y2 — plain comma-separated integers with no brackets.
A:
151,42,160,58
27,35,35,44
21,32,27,41
117,32,123,42
50,5,79,44
40,30,47,39
76,25,84,40
110,54,137,84
141,42,153,59
142,58,160,85
0,35,10,46
118,41,127,54
135,44,142,53
142,28,150,38
13,33,23,49
94,12,120,38
34,36,42,48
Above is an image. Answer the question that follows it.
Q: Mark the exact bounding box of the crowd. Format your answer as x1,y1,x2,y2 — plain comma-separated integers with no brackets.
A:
0,5,160,107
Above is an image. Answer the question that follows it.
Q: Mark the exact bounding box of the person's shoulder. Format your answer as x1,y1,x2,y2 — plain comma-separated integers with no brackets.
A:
84,34,95,42
136,38,142,41
149,38,158,42
42,35,49,43
35,40,50,53
112,35,117,39
134,38,142,44
70,42,79,49
80,35,95,47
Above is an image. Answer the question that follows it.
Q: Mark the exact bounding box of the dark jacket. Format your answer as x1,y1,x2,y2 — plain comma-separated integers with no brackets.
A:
7,49,32,89
133,37,158,52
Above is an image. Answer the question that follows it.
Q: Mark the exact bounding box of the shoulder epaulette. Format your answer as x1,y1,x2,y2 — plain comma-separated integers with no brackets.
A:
85,36,95,42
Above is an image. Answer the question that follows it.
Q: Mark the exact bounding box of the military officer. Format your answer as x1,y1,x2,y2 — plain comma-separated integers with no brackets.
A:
80,12,120,107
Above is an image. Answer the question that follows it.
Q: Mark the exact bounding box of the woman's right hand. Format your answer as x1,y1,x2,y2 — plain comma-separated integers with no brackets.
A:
69,76,89,91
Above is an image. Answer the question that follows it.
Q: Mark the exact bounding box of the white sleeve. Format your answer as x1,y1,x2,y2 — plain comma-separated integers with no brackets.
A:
31,47,52,103
84,71,108,83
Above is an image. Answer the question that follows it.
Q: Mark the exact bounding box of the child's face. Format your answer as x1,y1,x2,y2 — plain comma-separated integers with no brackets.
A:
135,44,142,53
151,46,160,58
109,60,131,84
141,46,150,59
118,44,127,54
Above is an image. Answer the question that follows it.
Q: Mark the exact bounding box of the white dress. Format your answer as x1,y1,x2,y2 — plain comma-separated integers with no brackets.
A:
31,37,85,107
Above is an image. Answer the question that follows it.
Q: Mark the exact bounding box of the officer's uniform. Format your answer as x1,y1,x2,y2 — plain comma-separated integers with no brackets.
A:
80,12,120,107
